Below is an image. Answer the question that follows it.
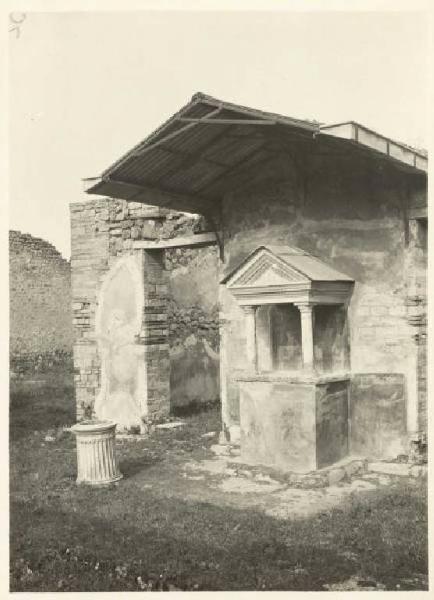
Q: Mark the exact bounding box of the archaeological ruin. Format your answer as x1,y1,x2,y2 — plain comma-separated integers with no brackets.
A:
10,230,73,376
71,92,427,471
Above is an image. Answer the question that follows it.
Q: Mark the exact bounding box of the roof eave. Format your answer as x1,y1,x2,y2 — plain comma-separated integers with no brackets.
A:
83,175,210,214
319,122,427,173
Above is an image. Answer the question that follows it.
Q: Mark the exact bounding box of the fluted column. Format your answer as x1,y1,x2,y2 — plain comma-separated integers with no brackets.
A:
242,305,258,372
295,302,315,374
71,420,123,485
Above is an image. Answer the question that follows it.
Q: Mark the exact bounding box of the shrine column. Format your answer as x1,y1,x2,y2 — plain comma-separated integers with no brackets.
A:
242,305,258,371
295,302,315,373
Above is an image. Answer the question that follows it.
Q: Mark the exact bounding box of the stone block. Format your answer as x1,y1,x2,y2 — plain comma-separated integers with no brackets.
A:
109,228,122,236
344,460,365,477
239,379,349,473
210,444,231,456
228,425,241,443
368,462,410,476
328,468,346,485
409,464,427,478
142,223,158,239
155,422,185,430
131,226,141,240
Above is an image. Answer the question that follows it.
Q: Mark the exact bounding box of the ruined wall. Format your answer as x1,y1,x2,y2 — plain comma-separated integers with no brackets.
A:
417,331,427,434
70,198,219,419
407,216,428,435
9,230,73,374
219,151,427,443
166,245,219,409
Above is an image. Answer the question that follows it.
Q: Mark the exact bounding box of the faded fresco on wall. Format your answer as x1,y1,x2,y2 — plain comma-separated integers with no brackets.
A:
94,256,146,431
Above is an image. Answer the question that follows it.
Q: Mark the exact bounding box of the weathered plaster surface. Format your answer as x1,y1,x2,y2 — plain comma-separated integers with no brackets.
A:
350,373,407,458
240,381,316,472
94,255,146,429
70,198,219,420
166,246,219,408
219,150,427,447
239,378,349,472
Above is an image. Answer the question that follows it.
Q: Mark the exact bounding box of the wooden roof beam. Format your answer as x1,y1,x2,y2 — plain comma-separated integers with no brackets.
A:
177,117,277,126
131,105,224,158
194,142,270,192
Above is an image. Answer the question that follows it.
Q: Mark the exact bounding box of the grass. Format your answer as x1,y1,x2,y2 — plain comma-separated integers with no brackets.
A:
10,374,429,592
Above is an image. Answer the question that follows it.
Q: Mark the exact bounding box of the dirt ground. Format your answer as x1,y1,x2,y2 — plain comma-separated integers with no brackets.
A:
9,375,429,591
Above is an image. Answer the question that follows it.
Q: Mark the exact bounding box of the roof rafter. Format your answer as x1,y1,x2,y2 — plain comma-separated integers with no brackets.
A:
131,105,224,158
194,141,271,193
177,117,276,126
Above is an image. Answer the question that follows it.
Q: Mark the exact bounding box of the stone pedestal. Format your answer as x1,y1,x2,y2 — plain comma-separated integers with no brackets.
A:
71,420,123,485
238,374,349,472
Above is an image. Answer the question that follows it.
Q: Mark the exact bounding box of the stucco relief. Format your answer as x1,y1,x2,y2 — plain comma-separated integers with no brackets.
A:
94,255,146,431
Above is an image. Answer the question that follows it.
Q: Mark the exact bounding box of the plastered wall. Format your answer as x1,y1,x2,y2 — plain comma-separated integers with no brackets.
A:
218,151,427,444
70,198,219,419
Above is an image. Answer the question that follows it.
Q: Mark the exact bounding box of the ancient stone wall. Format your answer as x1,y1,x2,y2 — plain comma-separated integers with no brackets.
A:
70,198,219,419
166,245,219,409
218,151,427,444
408,216,428,436
417,331,427,434
9,230,73,375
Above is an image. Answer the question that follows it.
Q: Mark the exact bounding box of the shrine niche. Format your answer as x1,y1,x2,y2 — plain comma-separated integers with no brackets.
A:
223,245,354,472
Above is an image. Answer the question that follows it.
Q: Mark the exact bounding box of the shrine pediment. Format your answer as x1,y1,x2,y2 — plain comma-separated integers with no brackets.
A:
225,249,309,288
222,245,354,305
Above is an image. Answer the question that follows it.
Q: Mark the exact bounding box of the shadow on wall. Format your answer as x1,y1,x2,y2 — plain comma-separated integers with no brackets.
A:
166,244,220,411
170,335,219,410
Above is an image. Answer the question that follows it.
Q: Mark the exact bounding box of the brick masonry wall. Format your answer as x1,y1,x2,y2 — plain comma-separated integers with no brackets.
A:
70,199,111,418
408,216,427,436
218,150,427,441
70,198,219,419
9,230,73,374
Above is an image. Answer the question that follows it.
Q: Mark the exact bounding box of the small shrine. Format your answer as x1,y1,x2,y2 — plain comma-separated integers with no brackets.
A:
223,245,354,473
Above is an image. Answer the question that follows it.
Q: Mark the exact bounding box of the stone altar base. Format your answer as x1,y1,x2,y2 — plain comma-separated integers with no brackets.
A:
71,420,123,485
238,374,350,473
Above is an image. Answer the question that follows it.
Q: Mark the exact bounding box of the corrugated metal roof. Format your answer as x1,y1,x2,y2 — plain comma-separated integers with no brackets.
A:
85,92,427,212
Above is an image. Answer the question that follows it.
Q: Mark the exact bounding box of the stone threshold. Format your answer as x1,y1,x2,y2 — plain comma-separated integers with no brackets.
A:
211,446,367,488
235,371,350,384
367,460,427,478
211,445,428,488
